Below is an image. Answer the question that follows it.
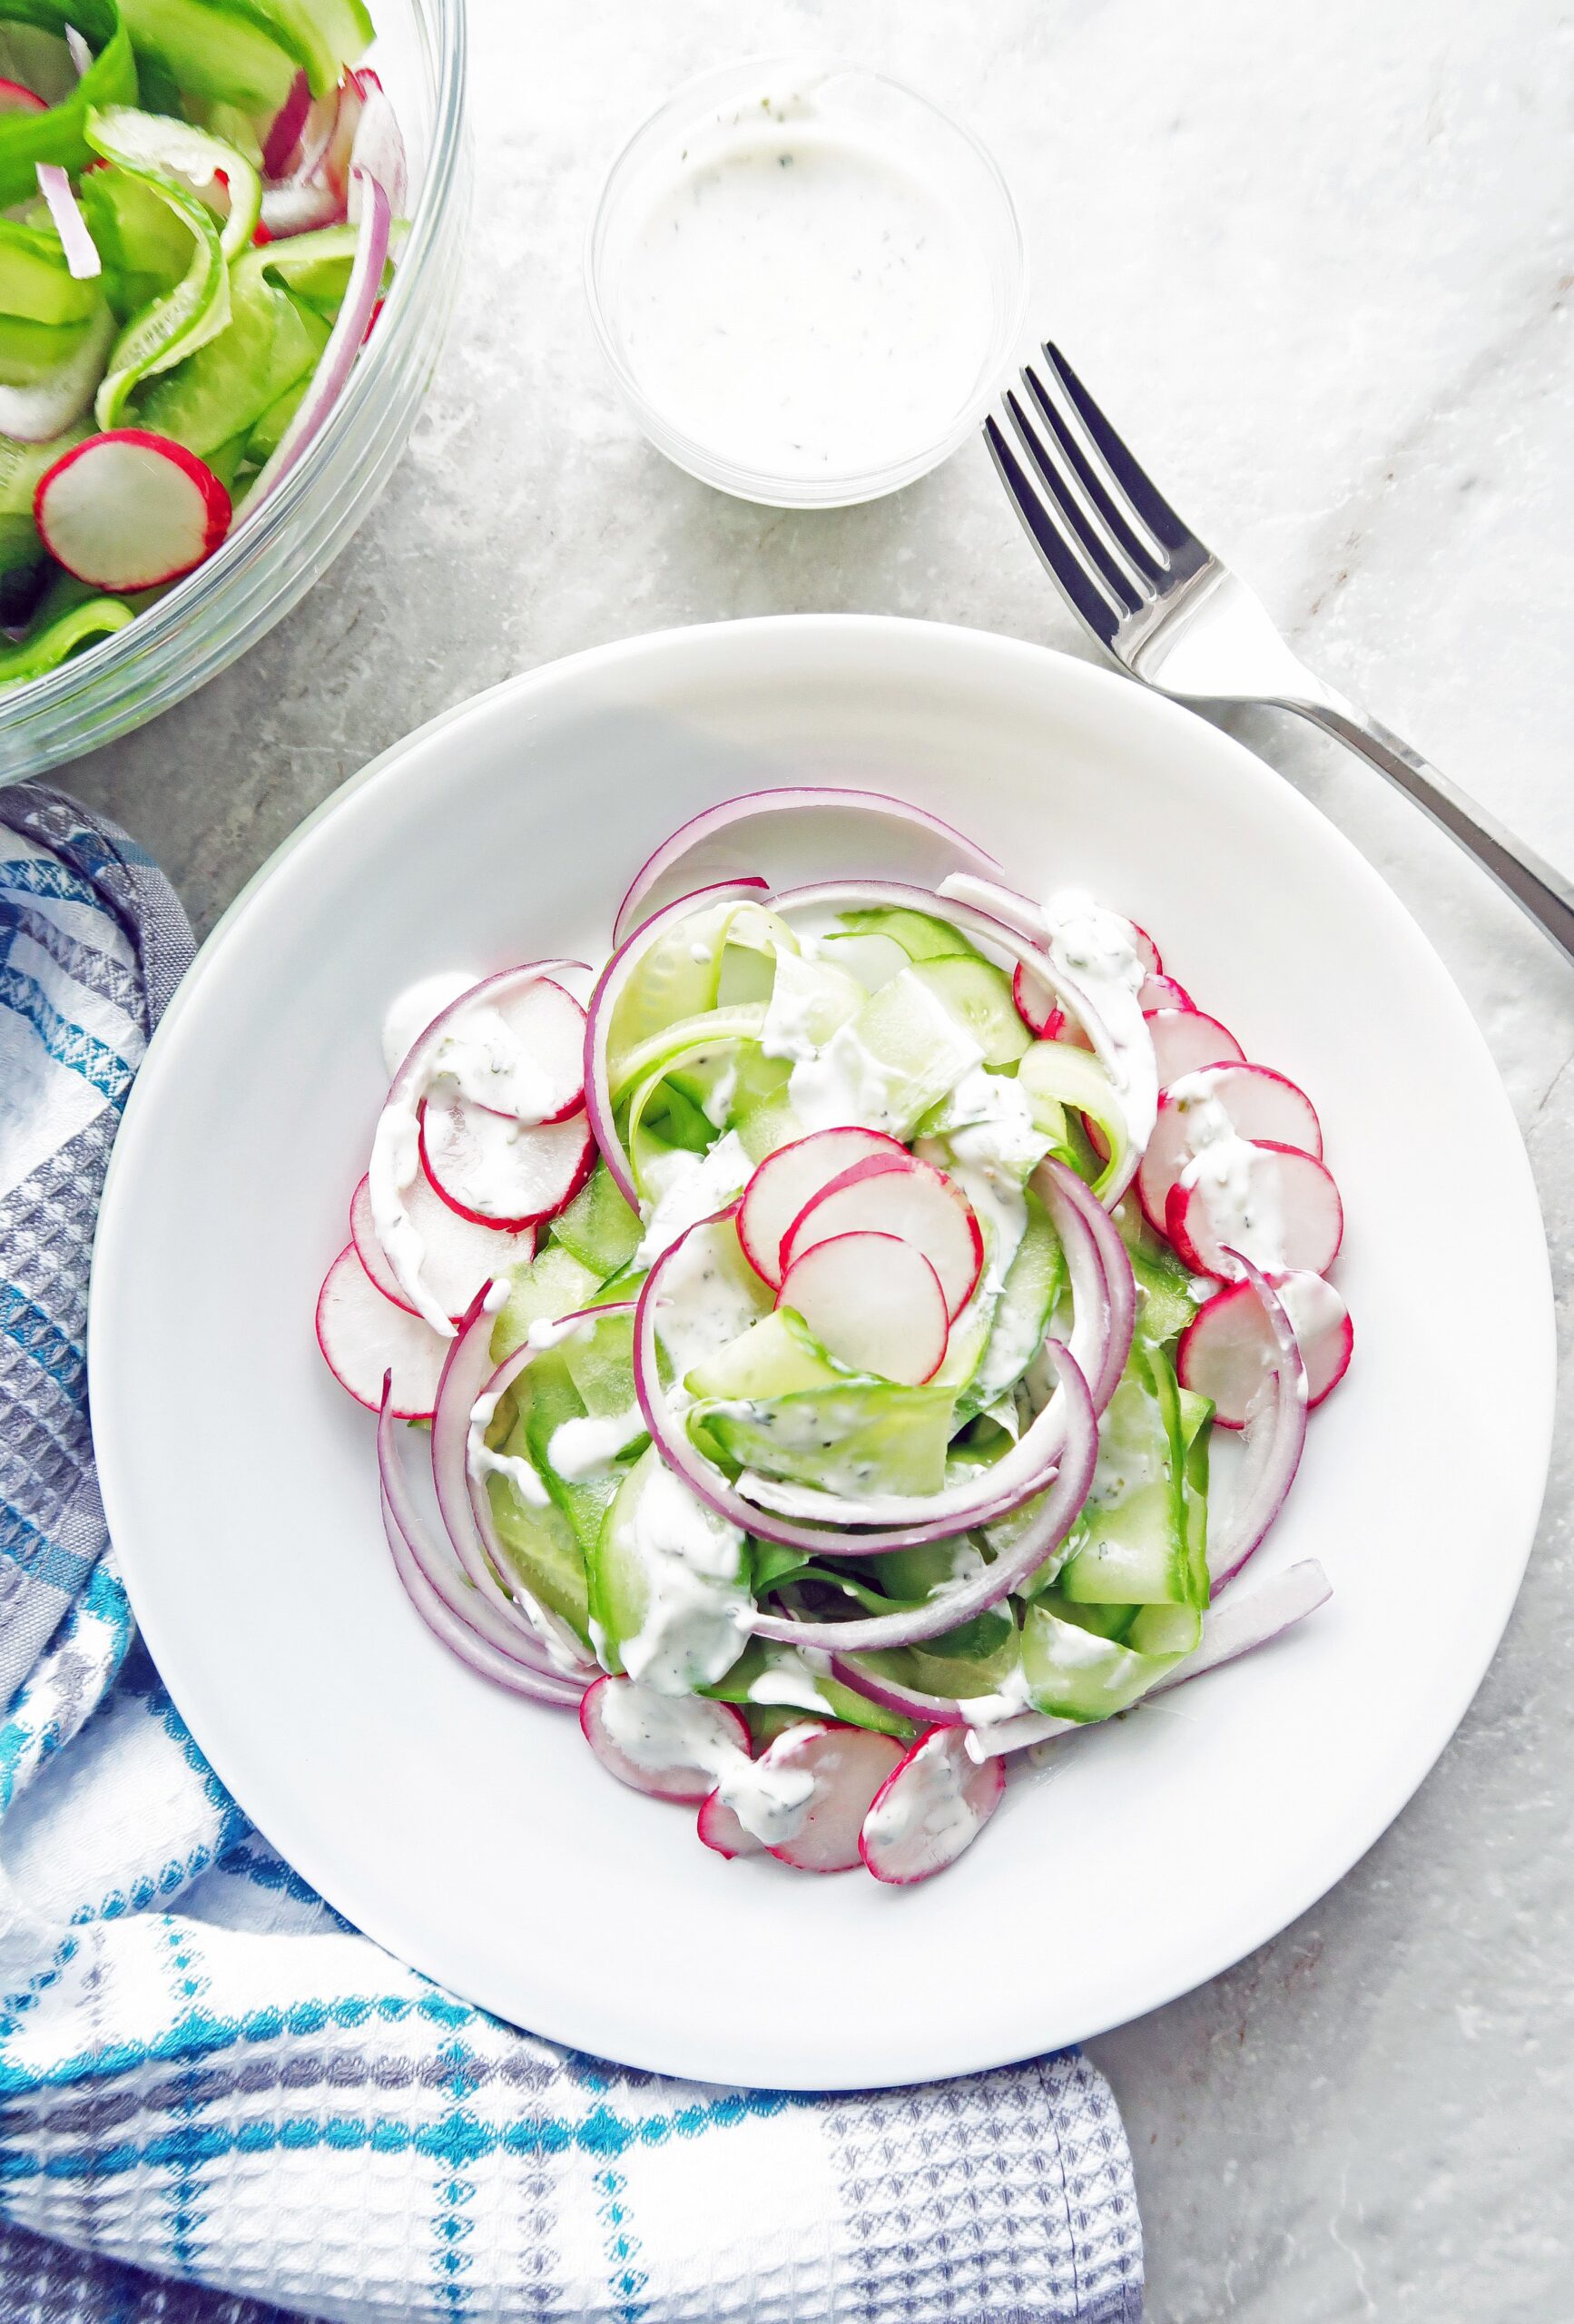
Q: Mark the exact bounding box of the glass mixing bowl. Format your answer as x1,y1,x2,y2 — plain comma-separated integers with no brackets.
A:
0,0,467,783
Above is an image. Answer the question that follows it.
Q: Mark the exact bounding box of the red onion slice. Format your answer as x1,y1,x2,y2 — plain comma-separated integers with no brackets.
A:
262,68,311,178
348,75,407,220
1205,1254,1309,1595
964,1557,1333,1758
612,789,1002,951
377,1380,585,1701
583,878,770,1207
747,1343,1096,1651
247,163,389,508
826,1658,970,1728
64,24,92,76
36,164,99,278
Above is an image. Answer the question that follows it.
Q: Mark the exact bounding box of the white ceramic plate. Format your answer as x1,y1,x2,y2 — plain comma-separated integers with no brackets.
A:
91,617,1552,2091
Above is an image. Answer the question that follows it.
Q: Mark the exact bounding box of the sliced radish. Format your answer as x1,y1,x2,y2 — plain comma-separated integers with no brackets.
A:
697,1788,765,1858
1129,923,1162,977
34,428,230,591
781,1152,982,1319
1166,1140,1343,1279
766,1725,906,1873
1146,1006,1244,1087
776,1231,949,1386
736,1126,909,1287
1137,1063,1323,1237
1012,960,1064,1042
860,1726,1005,1885
416,975,585,1123
1137,971,1193,1013
579,1676,750,1804
1179,1270,1353,1425
349,1173,534,1323
420,1091,594,1231
0,77,44,113
315,1245,447,1418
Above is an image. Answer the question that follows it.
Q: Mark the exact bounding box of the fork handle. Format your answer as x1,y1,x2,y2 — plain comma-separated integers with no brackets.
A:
1286,697,1574,962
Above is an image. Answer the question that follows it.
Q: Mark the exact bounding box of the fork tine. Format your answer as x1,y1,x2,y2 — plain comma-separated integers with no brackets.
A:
1019,365,1163,582
1001,388,1145,615
1041,341,1198,559
983,415,1120,651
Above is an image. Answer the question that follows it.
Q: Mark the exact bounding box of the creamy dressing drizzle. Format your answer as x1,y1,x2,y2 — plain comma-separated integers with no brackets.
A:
595,1681,814,1844
547,1405,645,1482
635,1128,753,1265
861,1732,979,1857
1043,890,1157,1157
467,1385,550,1507
619,1463,752,1693
1166,1072,1286,1271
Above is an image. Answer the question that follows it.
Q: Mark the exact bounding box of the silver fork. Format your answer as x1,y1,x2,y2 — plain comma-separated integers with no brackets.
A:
986,344,1574,961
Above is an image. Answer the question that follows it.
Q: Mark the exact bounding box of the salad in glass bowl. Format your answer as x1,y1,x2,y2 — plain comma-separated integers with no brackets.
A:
318,789,1352,1886
0,0,408,689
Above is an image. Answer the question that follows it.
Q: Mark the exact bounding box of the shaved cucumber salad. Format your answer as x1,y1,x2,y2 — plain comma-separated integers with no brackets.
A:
0,0,406,683
319,789,1351,1886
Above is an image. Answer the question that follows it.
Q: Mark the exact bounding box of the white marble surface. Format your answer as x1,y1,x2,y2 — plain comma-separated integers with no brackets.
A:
66,1,1574,2315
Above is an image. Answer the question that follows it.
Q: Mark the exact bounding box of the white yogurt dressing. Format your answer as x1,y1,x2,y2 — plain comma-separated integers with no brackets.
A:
861,1731,978,1860
619,1463,752,1694
1166,1072,1286,1272
615,85,993,481
1043,891,1157,1158
594,1681,813,1844
635,1128,753,1266
547,1405,645,1482
467,1386,551,1508
782,970,979,1137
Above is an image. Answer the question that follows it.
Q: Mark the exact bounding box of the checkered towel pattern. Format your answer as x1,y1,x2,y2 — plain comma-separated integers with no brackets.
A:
0,784,1144,2323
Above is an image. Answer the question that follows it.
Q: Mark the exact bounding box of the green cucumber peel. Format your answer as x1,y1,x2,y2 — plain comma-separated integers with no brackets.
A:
0,220,104,326
133,241,326,456
117,0,298,113
84,138,229,428
224,0,370,97
0,584,132,685
0,0,136,209
88,103,261,259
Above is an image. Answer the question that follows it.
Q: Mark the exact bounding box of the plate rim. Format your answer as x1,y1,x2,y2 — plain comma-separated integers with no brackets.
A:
90,613,1555,2086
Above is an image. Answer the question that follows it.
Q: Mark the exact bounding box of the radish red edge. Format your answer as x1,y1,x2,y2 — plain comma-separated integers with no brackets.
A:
735,1125,910,1287
766,1724,907,1874
418,1098,595,1233
697,1789,764,1858
579,1676,750,1803
1165,1141,1343,1281
859,1727,1005,1885
778,1148,984,1321
35,429,231,591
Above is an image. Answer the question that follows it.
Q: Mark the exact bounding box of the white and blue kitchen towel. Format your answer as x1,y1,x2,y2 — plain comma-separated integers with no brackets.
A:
0,783,1145,2324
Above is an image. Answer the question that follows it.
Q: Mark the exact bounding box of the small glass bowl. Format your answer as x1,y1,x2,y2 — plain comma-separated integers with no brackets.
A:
0,0,468,783
585,54,1028,510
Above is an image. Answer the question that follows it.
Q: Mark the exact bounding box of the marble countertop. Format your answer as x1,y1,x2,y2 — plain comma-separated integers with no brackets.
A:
66,0,1574,2315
